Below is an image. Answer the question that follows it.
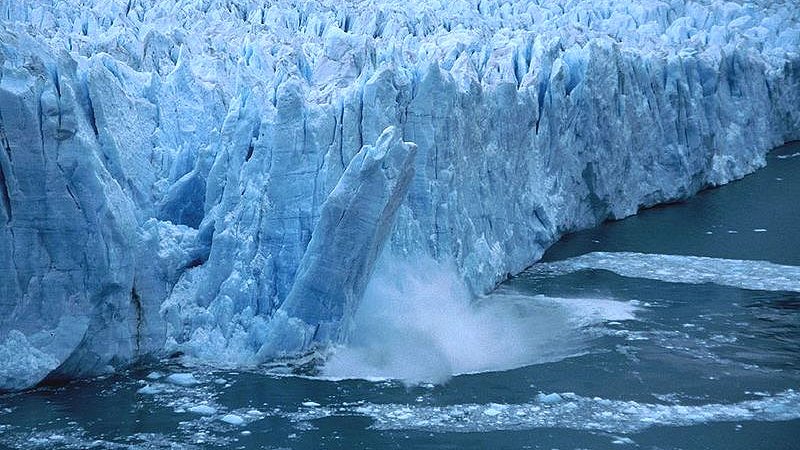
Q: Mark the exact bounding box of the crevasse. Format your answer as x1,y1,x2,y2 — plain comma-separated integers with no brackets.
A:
0,0,798,391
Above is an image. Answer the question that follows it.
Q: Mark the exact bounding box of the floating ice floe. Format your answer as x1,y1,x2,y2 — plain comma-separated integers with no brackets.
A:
166,373,200,386
137,384,163,395
220,414,245,426
527,252,800,292
187,405,217,415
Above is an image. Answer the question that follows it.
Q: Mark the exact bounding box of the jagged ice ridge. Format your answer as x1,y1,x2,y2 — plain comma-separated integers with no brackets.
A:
0,0,798,391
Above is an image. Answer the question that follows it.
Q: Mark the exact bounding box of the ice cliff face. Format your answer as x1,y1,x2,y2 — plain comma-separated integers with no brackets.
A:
0,0,798,390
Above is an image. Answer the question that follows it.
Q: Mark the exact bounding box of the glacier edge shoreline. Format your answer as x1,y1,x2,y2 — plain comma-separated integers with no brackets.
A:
0,0,799,391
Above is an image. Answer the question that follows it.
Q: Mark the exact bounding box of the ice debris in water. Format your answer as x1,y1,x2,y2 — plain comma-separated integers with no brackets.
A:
137,385,163,395
0,0,799,391
220,414,245,426
536,393,564,404
527,252,800,292
333,390,800,433
187,405,217,416
166,373,200,386
483,404,507,417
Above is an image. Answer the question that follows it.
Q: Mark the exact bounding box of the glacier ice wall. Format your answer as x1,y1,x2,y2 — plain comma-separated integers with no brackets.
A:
0,0,798,390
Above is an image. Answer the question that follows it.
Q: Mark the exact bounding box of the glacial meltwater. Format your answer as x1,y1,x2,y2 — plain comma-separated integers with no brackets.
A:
1,142,799,449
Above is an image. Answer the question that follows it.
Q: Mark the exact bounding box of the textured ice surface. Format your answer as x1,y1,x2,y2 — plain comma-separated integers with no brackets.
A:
0,0,799,390
527,252,800,292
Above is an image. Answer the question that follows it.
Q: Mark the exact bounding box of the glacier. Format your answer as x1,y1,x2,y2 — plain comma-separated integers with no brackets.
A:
0,0,798,391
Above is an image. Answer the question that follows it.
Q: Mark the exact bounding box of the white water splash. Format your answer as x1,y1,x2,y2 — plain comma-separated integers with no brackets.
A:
321,257,639,384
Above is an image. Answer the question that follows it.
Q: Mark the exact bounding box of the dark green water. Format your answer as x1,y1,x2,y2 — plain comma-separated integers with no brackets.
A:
1,142,798,449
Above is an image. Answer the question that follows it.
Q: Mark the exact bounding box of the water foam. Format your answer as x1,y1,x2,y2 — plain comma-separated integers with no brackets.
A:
527,252,800,292
321,257,639,384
